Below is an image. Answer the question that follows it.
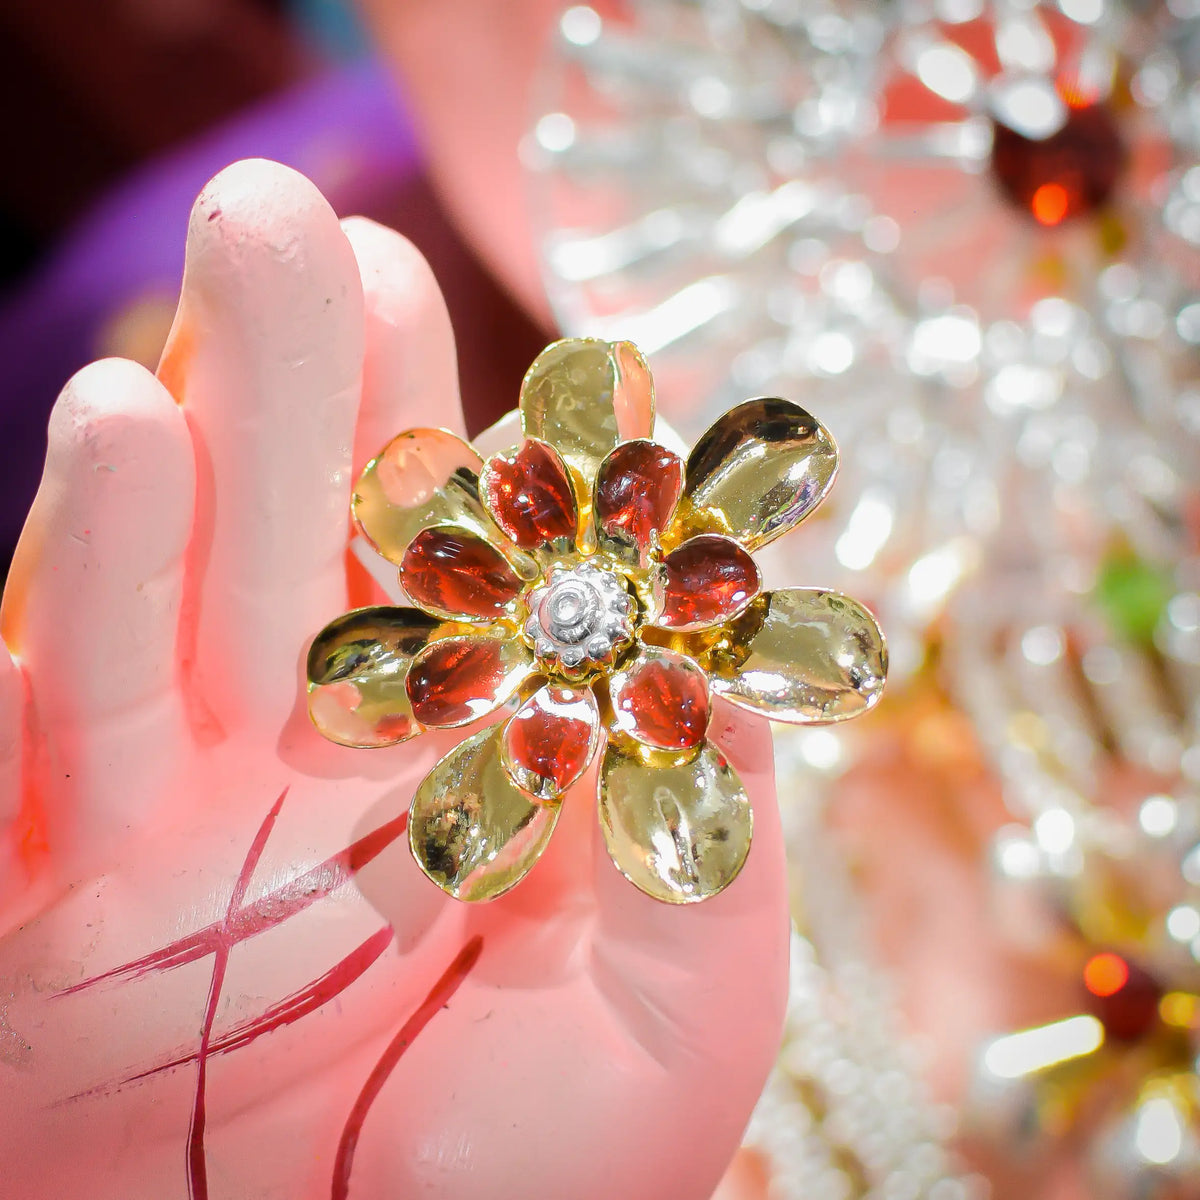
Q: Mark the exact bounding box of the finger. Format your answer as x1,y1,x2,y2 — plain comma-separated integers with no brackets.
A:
353,703,788,1200
1,359,194,872
158,159,366,735
341,217,462,609
342,216,463,471
0,643,22,897
0,640,22,831
589,704,789,1190
0,640,25,893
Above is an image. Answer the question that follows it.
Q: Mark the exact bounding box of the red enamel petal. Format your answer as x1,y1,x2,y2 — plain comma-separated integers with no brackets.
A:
503,686,599,798
611,649,710,751
482,439,577,550
401,527,521,618
595,441,684,552
406,637,529,727
656,535,761,631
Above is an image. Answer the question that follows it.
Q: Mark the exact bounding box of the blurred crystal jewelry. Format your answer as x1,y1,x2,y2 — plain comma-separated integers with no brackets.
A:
745,724,983,1200
306,337,886,904
526,2,1200,1190
526,0,1200,687
949,502,1200,1193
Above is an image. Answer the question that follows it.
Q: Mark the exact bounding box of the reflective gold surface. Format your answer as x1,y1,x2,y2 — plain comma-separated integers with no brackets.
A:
519,338,621,488
599,739,752,903
678,398,838,550
409,723,561,901
353,427,493,564
706,588,887,723
306,606,441,747
310,337,889,907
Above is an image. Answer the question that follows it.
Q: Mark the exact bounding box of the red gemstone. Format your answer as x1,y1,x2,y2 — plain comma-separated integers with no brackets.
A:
401,527,521,618
990,100,1125,227
504,686,598,797
482,439,578,550
595,440,684,552
1082,952,1162,1042
656,535,760,630
611,649,710,751
406,637,510,726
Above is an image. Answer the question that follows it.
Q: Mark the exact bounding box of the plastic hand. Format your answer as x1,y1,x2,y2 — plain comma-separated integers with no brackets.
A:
0,159,788,1200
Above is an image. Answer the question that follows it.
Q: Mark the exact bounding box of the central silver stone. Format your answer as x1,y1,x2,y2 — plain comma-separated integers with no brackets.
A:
524,563,634,670
545,582,597,639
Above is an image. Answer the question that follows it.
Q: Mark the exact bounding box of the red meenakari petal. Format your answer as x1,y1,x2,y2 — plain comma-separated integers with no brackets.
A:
400,527,521,619
594,440,684,557
609,647,711,752
654,534,761,631
406,635,532,727
481,439,578,551
502,685,600,799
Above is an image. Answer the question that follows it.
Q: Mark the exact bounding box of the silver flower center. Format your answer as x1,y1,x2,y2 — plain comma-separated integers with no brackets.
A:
524,563,634,670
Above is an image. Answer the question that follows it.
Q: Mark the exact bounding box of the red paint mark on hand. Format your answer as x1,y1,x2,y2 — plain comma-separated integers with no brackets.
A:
188,787,287,1200
51,792,412,1200
68,927,395,1100
331,936,484,1200
57,809,408,997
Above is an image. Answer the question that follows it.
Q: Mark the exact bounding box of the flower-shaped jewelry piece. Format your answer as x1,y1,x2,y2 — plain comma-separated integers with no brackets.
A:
307,339,886,903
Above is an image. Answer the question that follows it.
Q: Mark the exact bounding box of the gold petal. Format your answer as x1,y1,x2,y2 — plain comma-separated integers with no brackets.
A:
519,338,645,490
599,739,752,904
353,427,492,565
677,398,838,550
409,723,560,901
306,606,441,747
707,588,887,723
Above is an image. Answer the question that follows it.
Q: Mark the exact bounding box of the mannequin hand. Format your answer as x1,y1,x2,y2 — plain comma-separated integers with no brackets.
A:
0,159,789,1200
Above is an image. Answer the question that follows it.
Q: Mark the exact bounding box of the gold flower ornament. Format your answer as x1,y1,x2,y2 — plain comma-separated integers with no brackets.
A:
307,339,886,903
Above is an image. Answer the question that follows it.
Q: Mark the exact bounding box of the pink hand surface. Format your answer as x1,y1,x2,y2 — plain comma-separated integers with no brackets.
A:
0,159,789,1200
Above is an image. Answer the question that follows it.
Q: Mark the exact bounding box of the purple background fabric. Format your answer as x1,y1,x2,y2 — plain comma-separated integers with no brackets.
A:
0,58,419,565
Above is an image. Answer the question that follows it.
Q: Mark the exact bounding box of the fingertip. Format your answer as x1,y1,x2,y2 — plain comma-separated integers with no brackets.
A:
167,158,363,385
45,357,191,479
186,158,342,276
342,215,464,465
342,216,433,301
4,357,194,710
163,159,368,734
